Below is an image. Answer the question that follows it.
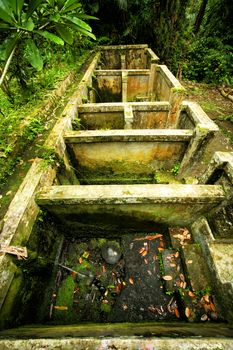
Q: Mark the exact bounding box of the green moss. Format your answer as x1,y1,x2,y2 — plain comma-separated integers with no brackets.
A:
100,303,111,313
54,276,75,322
171,86,186,94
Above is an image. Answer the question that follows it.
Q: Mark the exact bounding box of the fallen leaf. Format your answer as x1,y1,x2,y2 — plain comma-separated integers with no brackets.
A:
187,260,193,264
144,259,149,264
202,294,210,303
102,265,106,273
129,277,134,285
71,271,77,278
139,247,145,254
163,275,173,281
54,306,68,311
170,263,176,267
210,302,216,312
141,250,147,257
6,191,12,196
180,273,185,282
158,247,164,252
188,291,195,297
147,270,152,276
122,304,128,310
134,234,163,241
78,257,83,264
175,308,180,318
185,307,191,318
175,252,179,258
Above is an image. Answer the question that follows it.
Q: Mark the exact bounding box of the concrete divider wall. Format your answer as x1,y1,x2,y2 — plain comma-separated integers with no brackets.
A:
0,53,101,327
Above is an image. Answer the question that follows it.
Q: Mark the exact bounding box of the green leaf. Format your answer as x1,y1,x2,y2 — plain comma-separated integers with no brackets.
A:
0,36,19,61
62,0,79,11
62,2,81,13
26,0,43,18
62,15,92,32
0,0,14,24
8,0,24,18
70,25,96,40
36,30,64,45
21,17,34,31
24,39,43,70
55,24,73,45
77,14,99,20
57,0,65,9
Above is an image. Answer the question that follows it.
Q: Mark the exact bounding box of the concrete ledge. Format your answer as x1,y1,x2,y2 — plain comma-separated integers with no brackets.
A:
97,44,148,50
36,184,225,205
64,129,193,143
182,101,219,131
157,65,184,89
78,101,170,112
94,69,150,76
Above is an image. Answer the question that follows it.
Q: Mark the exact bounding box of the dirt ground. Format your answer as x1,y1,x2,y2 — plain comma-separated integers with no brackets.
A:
181,81,233,176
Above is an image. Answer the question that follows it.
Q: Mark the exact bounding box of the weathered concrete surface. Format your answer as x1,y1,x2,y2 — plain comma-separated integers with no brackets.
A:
0,159,56,321
64,129,191,179
1,322,233,339
0,337,233,350
191,216,233,321
182,244,212,291
127,71,150,101
36,184,225,227
98,44,148,69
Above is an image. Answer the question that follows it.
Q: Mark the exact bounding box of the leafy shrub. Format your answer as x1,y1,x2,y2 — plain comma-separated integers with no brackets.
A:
183,37,233,85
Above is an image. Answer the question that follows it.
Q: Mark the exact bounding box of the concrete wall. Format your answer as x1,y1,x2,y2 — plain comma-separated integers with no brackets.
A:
36,184,225,229
64,129,192,183
98,44,149,69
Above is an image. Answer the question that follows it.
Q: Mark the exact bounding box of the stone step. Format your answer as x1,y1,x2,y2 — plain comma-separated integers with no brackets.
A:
161,249,186,293
181,244,212,292
168,227,193,249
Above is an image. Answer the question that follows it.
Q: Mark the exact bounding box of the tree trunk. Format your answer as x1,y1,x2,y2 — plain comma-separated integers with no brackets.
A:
193,0,208,34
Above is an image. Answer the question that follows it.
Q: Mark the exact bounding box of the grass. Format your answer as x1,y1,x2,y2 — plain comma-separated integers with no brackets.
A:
0,48,90,189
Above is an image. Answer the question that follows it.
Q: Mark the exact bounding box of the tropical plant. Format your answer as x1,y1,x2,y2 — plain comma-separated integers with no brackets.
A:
0,0,96,88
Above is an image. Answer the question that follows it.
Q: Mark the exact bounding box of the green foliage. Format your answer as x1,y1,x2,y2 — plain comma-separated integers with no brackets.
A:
36,145,60,167
183,37,233,85
0,0,96,90
22,117,44,141
171,163,180,176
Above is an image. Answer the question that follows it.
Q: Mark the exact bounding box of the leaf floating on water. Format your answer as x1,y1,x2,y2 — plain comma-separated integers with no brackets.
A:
54,306,68,311
129,277,134,285
185,307,191,318
163,275,173,281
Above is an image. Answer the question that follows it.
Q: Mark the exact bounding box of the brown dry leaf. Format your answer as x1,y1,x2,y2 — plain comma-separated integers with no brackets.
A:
78,257,83,264
185,307,191,318
188,291,195,298
202,294,210,303
175,252,179,258
163,275,173,281
170,263,176,267
182,281,187,289
180,281,184,288
139,247,145,254
129,277,134,285
210,302,216,312
141,250,148,257
174,308,180,318
144,259,149,265
158,247,164,252
180,273,185,282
